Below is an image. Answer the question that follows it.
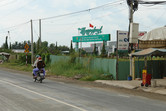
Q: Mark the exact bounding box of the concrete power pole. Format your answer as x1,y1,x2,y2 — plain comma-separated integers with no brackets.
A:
127,0,134,51
39,19,41,47
31,20,34,64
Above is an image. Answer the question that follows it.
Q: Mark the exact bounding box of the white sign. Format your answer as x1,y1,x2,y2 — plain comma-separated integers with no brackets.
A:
117,30,129,50
129,23,139,43
117,30,146,50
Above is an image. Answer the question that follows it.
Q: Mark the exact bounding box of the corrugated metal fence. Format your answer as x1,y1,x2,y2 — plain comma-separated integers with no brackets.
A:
50,55,117,79
50,55,166,80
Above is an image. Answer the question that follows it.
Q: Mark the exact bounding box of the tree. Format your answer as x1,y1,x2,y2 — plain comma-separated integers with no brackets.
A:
55,41,58,50
33,42,37,54
93,43,97,56
100,41,107,57
70,40,74,54
41,41,48,48
4,36,8,49
49,43,56,54
9,42,12,49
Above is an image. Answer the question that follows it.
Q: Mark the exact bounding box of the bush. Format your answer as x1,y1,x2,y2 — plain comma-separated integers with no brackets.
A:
18,53,31,64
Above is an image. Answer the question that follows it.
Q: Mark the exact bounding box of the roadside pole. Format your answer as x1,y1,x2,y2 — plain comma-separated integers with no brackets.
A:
31,20,34,64
26,52,27,66
39,19,41,47
24,43,29,66
128,0,135,79
116,31,118,80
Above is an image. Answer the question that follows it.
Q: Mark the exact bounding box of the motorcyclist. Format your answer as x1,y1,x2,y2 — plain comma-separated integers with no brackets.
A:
33,55,40,68
33,57,46,78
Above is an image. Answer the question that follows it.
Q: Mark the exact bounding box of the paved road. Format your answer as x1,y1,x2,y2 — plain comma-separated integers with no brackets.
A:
0,69,166,111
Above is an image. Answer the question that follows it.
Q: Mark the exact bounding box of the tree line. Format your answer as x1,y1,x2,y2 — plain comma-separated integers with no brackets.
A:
0,36,107,57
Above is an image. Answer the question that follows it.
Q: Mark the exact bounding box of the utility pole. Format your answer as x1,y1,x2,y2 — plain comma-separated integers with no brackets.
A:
127,0,138,80
39,19,41,47
31,20,34,64
127,0,134,52
116,31,119,80
8,31,10,49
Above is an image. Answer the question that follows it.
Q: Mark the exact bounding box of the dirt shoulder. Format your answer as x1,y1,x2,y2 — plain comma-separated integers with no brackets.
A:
1,67,166,102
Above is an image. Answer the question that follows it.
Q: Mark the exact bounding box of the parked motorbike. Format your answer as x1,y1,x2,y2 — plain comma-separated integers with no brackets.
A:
33,69,45,83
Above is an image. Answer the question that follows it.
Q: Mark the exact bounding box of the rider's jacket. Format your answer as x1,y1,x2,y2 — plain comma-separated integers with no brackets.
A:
37,61,45,69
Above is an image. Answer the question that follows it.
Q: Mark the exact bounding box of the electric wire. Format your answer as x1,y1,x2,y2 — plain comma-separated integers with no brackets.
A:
0,0,16,7
33,0,125,21
0,21,30,33
0,0,38,20
0,0,125,33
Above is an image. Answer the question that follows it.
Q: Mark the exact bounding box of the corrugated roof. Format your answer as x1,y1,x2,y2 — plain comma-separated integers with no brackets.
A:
130,48,166,57
0,52,10,56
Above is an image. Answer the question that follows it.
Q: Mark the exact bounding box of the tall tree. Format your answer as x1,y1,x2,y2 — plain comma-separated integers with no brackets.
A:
33,42,36,54
93,43,97,56
49,43,56,54
55,41,58,50
5,36,8,49
70,40,74,54
9,42,12,49
101,41,107,57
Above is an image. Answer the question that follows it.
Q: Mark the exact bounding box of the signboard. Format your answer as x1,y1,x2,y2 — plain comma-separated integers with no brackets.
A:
117,31,129,50
24,43,29,53
73,34,110,42
129,23,139,43
117,30,146,50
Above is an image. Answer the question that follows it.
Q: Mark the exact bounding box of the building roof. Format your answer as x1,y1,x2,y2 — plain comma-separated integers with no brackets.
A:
0,52,10,56
130,48,166,57
139,27,166,41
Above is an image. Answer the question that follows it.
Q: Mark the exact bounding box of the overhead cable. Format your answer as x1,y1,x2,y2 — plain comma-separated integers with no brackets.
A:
33,0,124,21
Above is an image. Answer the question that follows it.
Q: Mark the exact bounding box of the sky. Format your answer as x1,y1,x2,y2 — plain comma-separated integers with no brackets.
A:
0,0,166,48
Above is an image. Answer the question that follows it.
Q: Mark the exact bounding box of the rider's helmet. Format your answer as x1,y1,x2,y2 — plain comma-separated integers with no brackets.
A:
36,55,40,58
38,57,42,61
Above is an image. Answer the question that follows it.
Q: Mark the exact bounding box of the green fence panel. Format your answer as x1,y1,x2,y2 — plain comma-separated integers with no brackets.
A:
135,60,145,79
50,55,70,64
118,61,130,80
50,55,116,79
118,60,166,80
108,59,117,79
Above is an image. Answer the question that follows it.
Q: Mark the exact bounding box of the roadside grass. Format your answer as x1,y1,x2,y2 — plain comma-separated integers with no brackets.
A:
50,60,113,81
0,62,32,72
0,61,113,81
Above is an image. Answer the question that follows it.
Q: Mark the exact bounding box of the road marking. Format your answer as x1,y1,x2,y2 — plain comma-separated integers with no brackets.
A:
0,80,87,111
118,94,130,98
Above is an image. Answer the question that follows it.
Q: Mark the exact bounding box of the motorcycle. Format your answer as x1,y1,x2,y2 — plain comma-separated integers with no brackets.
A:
33,69,45,83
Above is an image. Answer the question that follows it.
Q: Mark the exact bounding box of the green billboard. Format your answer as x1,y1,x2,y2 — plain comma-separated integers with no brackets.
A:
72,34,110,42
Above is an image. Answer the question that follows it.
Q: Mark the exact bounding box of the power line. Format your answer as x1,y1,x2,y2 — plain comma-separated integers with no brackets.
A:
0,0,38,20
139,0,166,5
33,0,124,21
0,0,16,7
0,21,30,32
0,0,125,32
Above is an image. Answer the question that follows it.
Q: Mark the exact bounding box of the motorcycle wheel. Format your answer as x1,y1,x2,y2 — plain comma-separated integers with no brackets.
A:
40,79,42,83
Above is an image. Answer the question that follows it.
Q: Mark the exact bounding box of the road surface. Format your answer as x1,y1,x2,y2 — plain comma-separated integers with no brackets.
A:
0,69,166,111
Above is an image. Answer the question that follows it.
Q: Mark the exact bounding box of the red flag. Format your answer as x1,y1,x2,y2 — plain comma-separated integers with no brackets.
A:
89,23,94,28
